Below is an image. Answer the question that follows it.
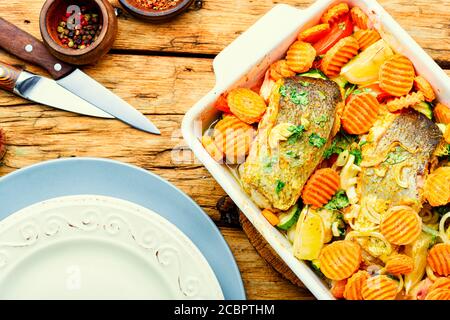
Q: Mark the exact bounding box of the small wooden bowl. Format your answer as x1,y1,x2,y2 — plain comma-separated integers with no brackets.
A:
39,0,118,65
118,0,194,22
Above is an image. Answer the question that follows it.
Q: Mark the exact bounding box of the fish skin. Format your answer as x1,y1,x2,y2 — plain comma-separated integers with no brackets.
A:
359,110,442,210
241,76,341,211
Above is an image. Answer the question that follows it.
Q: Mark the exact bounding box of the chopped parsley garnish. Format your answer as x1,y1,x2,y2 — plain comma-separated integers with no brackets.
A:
285,150,297,158
324,191,350,211
323,131,358,159
290,90,309,105
350,149,363,166
279,85,309,106
287,125,305,145
299,81,310,87
314,114,328,127
385,146,410,165
275,180,285,194
309,133,327,148
338,22,346,30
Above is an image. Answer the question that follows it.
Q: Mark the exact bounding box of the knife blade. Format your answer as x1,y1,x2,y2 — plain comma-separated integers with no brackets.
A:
0,61,113,118
0,17,160,135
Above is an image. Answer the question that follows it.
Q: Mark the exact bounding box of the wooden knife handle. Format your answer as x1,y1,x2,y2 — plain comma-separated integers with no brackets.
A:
0,18,74,79
0,61,22,93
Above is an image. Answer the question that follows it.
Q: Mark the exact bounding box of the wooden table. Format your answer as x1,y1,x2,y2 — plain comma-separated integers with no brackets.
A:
0,0,449,300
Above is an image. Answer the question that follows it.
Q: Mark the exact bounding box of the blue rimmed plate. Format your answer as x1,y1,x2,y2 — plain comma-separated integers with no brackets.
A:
0,158,245,300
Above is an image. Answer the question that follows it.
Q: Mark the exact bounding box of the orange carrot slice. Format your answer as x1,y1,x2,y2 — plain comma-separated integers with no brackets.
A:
379,54,415,97
353,29,381,51
298,23,331,43
286,41,316,73
213,114,256,164
427,243,450,276
321,3,350,24
386,91,424,113
319,240,362,280
341,92,380,134
385,254,414,275
344,270,370,300
429,277,450,292
361,275,398,300
227,88,267,124
423,167,450,207
425,288,450,300
350,7,369,29
269,60,296,81
261,208,280,226
414,76,436,102
331,279,347,299
380,206,422,245
201,135,223,162
321,36,359,77
301,168,340,208
434,103,450,124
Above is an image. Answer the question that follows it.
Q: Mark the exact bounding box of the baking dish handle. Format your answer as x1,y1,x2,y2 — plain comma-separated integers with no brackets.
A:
212,4,306,90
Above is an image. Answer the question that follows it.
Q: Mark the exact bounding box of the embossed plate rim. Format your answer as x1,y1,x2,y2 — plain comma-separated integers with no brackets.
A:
0,195,224,300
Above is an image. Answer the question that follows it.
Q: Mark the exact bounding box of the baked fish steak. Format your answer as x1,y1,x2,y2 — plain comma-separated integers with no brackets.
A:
241,76,342,211
359,110,442,210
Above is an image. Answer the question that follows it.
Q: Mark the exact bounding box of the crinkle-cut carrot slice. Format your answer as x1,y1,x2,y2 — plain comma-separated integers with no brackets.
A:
350,6,369,29
385,254,414,275
269,60,296,81
362,275,398,300
429,277,450,292
353,29,381,51
321,36,359,77
425,288,450,300
321,3,350,24
213,114,256,164
341,92,380,134
414,76,436,102
434,103,450,124
331,279,347,299
423,167,450,207
298,23,331,43
380,207,422,245
286,41,316,73
201,135,223,162
427,243,450,276
386,91,424,113
344,270,370,300
301,168,340,208
227,88,267,124
261,208,279,226
319,240,362,281
379,54,415,97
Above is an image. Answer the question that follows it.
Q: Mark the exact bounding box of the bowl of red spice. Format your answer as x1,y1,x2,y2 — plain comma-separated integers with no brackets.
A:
119,0,195,22
39,0,118,65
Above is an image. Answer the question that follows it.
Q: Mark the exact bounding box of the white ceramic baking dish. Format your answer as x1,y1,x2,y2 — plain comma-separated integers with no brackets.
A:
182,0,450,300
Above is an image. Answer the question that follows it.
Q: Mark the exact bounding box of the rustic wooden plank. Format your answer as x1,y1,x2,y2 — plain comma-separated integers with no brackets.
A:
0,52,215,115
220,226,314,300
0,1,448,62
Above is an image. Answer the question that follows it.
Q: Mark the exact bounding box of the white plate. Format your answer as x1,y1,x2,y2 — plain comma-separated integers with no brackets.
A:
0,195,224,300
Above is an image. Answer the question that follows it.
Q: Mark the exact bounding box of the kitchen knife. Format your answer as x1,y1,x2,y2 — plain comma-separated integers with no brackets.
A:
0,18,160,135
0,61,113,118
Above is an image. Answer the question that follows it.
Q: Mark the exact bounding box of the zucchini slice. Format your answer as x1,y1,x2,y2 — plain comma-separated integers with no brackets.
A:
299,69,328,80
412,101,433,120
277,204,300,230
